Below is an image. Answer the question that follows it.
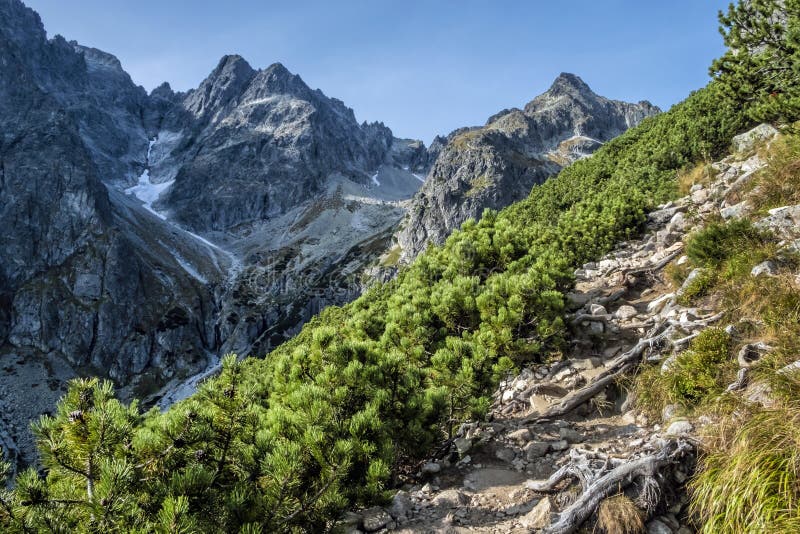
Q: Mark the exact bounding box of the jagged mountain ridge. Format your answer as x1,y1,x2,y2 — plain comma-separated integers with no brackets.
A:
150,55,428,232
0,0,657,466
396,73,660,262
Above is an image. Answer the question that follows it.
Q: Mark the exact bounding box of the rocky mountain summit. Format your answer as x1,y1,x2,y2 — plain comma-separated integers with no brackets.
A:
343,125,787,533
396,74,660,262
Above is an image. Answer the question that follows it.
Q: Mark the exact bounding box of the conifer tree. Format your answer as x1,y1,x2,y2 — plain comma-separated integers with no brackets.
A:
712,0,800,122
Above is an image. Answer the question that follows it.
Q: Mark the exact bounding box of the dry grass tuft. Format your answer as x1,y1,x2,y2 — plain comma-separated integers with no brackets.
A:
596,494,645,534
677,162,716,195
751,133,800,211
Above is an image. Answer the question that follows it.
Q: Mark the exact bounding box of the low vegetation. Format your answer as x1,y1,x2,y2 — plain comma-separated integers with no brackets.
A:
634,133,800,531
3,1,800,531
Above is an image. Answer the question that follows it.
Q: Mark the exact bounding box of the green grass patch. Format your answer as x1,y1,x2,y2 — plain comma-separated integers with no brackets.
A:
690,400,800,533
635,328,734,418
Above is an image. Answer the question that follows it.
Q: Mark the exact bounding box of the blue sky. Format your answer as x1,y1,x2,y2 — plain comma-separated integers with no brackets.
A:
24,0,729,143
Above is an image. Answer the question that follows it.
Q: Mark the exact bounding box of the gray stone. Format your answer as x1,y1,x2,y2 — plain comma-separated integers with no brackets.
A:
508,428,533,443
361,507,392,532
646,519,673,534
558,427,584,443
549,439,570,451
691,188,709,204
524,441,551,460
732,123,778,153
387,490,412,519
665,420,693,435
720,201,750,220
495,447,516,463
667,211,687,232
587,321,605,334
756,205,800,239
572,357,602,371
421,462,441,474
676,268,705,297
751,260,778,277
431,489,468,508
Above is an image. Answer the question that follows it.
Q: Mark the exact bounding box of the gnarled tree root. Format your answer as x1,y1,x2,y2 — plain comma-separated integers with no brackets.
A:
528,440,692,534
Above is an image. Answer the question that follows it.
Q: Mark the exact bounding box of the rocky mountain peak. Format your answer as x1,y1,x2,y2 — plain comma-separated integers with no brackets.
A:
150,81,175,99
184,54,257,117
241,61,314,103
396,76,661,262
71,42,125,74
546,71,593,96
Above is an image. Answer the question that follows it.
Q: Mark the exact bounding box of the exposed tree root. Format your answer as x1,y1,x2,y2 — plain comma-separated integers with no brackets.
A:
536,440,692,534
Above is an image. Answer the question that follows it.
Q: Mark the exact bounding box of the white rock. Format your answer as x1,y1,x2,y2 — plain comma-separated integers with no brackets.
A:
720,201,750,220
691,188,709,204
731,123,778,153
751,260,777,277
520,497,554,529
614,305,638,320
665,420,693,435
677,268,705,297
647,293,674,314
589,303,608,316
667,212,687,232
501,389,515,403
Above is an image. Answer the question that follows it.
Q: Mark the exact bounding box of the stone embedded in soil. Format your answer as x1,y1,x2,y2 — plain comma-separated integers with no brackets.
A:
361,506,392,532
524,441,551,460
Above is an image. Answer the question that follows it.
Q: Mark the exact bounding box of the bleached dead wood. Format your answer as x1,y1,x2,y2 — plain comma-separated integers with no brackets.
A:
541,440,692,534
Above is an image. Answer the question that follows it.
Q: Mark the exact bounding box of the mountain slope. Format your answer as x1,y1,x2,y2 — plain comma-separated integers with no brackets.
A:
397,73,660,261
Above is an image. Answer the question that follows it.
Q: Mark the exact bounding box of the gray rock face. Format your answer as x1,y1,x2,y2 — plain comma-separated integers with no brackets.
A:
397,73,660,261
0,1,220,462
151,56,417,232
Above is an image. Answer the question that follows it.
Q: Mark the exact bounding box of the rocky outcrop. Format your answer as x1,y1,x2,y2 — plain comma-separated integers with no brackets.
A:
397,74,660,262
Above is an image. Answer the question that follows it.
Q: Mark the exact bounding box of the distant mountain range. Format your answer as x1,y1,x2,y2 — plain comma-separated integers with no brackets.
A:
0,0,658,464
